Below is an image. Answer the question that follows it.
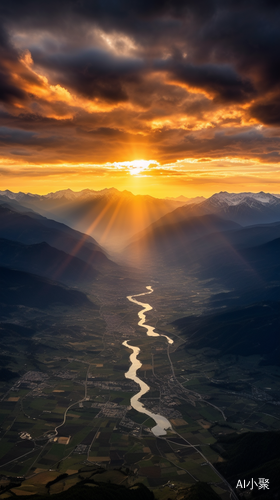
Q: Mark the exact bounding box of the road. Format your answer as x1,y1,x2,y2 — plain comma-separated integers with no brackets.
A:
128,286,238,500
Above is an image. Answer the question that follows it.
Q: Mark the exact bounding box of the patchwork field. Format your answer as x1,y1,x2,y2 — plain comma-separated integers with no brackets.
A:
0,274,279,499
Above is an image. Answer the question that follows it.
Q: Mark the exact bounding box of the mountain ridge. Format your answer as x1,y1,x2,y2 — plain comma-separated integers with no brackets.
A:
0,238,98,284
0,204,116,271
0,266,93,310
2,189,280,250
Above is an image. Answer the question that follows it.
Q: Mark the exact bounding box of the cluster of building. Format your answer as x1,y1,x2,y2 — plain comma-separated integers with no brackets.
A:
52,369,77,380
87,380,137,392
92,401,127,419
10,371,49,392
119,417,140,431
74,444,88,454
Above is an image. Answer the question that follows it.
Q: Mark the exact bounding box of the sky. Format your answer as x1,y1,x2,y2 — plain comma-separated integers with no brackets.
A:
1,0,280,198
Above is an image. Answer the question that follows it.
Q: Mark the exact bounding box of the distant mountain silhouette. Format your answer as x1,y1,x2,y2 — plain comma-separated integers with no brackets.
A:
199,191,280,225
131,191,280,232
165,195,205,204
4,189,280,250
0,238,98,284
0,195,38,214
0,188,187,249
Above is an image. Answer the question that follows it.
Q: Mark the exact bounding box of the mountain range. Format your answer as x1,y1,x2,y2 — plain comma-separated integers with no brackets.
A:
165,195,205,203
1,187,280,334
193,191,280,225
1,189,280,252
0,188,186,250
0,200,116,313
131,191,280,233
123,191,280,289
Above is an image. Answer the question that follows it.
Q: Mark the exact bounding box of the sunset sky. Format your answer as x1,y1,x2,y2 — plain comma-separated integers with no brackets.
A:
1,0,280,197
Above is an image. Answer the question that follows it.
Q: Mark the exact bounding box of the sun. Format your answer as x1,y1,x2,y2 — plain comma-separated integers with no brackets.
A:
113,159,159,176
128,160,151,175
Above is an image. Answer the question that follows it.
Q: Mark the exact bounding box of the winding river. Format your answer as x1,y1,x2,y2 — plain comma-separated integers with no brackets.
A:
123,286,173,436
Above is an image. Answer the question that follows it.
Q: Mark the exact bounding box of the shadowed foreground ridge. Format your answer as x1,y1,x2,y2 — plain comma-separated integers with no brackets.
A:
173,300,280,365
0,267,93,309
15,480,155,500
213,432,280,499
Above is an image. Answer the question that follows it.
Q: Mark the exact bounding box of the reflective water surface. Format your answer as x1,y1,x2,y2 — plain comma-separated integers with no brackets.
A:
123,286,173,436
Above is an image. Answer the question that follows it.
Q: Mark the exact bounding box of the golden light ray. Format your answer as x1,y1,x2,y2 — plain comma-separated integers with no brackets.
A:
80,196,118,238
97,195,127,245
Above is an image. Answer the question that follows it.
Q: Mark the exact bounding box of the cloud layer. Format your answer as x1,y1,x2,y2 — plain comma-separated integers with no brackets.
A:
0,0,280,192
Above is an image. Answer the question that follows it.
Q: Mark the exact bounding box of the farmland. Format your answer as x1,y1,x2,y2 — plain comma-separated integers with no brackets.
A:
0,272,279,499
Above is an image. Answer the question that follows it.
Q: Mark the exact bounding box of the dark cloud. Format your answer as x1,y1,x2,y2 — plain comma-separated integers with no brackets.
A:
152,128,280,163
32,48,145,102
0,126,37,145
0,110,76,131
10,149,33,156
250,96,280,125
0,126,59,147
80,127,127,137
1,0,280,166
0,166,111,177
0,70,26,103
156,60,255,103
0,26,27,103
15,1,280,111
1,0,214,26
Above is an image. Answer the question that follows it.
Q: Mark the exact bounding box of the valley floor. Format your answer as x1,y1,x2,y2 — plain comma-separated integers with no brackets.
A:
0,268,279,499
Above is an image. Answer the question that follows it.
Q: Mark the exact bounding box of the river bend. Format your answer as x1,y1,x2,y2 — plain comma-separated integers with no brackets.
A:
123,286,173,436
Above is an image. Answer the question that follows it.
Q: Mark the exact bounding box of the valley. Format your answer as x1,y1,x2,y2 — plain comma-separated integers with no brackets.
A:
0,271,279,499
0,189,279,499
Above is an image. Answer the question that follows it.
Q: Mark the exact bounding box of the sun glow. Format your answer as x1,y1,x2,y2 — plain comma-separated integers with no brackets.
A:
113,159,159,176
129,160,151,175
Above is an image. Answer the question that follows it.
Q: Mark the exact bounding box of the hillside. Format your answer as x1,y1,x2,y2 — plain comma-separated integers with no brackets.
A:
213,431,280,498
0,238,98,284
125,214,241,263
0,267,93,310
0,204,115,271
173,300,280,365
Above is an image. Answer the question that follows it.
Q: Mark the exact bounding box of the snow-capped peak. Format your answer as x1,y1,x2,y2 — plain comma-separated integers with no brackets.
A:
0,190,40,200
43,187,121,200
208,191,280,207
